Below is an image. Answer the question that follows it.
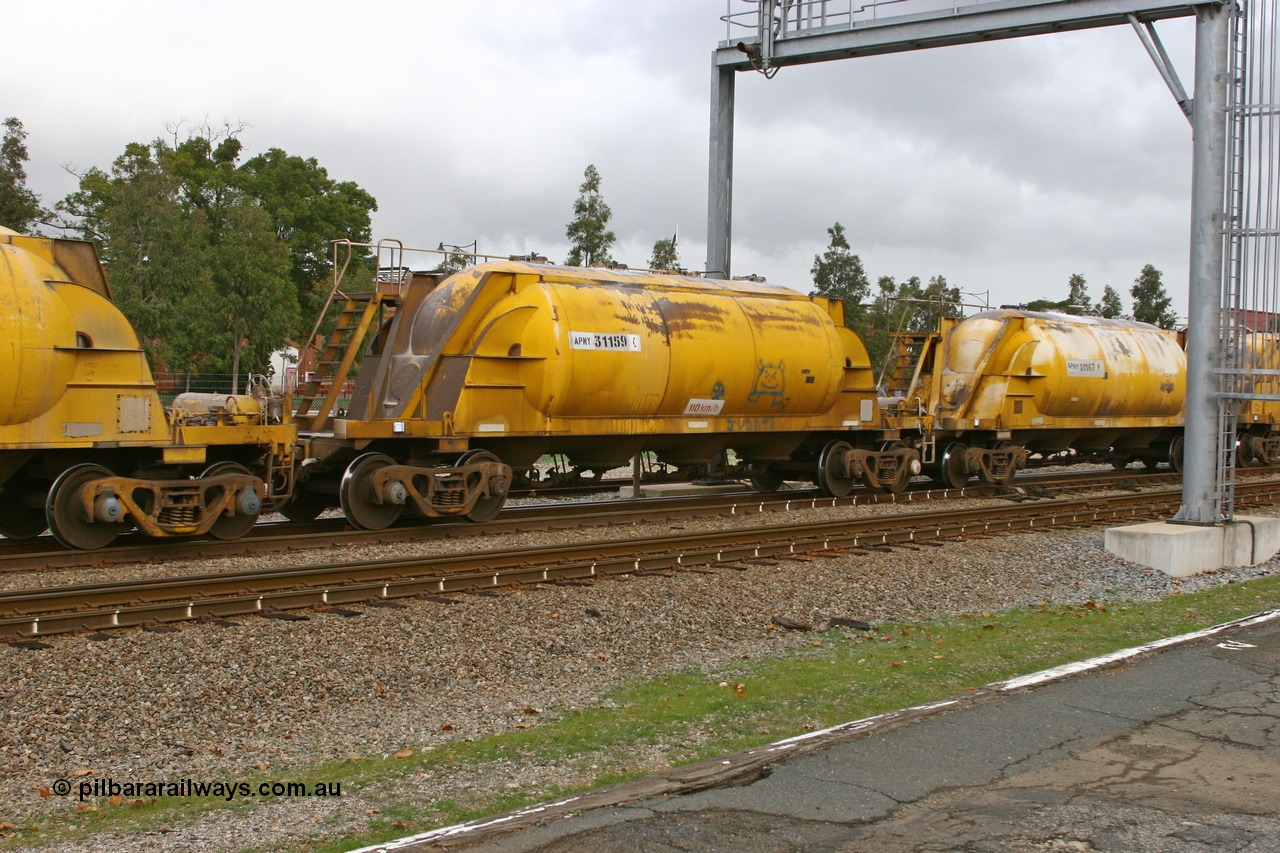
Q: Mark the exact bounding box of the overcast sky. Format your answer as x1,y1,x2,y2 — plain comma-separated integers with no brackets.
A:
4,0,1199,315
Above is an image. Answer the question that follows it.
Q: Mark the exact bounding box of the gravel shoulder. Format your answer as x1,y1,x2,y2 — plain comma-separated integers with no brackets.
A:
2,487,1278,852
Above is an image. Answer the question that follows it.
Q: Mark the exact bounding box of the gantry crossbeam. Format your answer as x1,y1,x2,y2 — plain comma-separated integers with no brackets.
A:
715,0,1213,69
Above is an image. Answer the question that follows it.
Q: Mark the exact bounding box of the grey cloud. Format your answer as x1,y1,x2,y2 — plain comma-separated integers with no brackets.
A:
4,0,1202,311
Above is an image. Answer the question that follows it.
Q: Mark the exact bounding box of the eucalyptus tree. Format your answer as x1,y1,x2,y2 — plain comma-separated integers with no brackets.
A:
1130,264,1179,329
0,117,46,232
649,235,680,271
59,124,376,381
809,222,870,325
1097,284,1124,318
565,164,615,267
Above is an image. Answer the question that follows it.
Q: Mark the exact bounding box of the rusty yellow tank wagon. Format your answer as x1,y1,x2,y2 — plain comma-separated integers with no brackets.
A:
0,228,297,549
885,309,1187,488
1233,332,1280,466
293,253,921,529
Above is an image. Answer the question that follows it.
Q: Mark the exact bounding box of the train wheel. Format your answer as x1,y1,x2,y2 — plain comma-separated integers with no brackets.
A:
1235,433,1258,468
749,466,785,493
939,442,969,489
0,480,48,540
46,464,124,550
459,450,507,523
340,453,405,530
201,462,261,541
816,440,855,498
1169,436,1185,473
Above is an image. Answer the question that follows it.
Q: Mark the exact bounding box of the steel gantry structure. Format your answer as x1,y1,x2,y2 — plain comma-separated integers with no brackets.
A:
706,0,1275,532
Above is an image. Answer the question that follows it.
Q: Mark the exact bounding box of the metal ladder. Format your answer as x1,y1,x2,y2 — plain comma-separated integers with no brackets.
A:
293,240,404,432
879,333,930,397
1215,1,1279,521
292,296,387,431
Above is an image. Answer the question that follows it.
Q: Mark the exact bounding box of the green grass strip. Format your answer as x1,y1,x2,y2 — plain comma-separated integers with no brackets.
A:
7,574,1277,852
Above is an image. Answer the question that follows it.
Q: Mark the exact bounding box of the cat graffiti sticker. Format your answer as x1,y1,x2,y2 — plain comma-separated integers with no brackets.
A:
749,360,789,411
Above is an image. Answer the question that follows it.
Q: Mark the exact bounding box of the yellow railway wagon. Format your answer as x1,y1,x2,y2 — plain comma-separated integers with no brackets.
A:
296,259,921,528
0,229,296,549
902,309,1186,487
1233,332,1280,465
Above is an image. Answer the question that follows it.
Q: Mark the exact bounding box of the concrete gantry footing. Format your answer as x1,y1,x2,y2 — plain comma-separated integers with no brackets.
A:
1105,515,1280,577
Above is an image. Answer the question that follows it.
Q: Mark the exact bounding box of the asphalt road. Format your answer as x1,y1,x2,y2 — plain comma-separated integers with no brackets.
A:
372,611,1280,853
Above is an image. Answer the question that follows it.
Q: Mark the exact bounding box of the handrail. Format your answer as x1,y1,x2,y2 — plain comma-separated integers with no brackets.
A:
722,0,984,46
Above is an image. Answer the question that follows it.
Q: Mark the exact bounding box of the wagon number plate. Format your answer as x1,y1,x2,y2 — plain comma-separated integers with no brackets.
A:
569,331,642,352
1066,359,1106,377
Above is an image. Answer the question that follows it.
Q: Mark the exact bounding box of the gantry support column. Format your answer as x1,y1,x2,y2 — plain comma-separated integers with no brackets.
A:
1174,1,1231,525
706,62,736,279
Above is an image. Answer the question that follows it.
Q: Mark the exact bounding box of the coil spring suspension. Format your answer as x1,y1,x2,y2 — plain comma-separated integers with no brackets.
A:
431,487,466,508
160,504,200,526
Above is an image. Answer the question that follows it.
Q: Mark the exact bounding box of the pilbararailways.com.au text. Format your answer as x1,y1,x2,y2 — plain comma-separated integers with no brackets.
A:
53,777,342,802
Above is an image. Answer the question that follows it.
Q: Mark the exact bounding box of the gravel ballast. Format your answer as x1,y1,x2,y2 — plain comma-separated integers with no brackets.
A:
2,488,1277,852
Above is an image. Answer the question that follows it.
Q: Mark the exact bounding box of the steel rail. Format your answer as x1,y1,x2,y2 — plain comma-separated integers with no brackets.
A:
4,480,1278,640
0,468,1186,572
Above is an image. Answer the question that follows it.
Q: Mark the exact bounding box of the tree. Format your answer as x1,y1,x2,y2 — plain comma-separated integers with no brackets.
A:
0,117,46,232
1096,284,1124,319
863,273,961,378
862,275,909,373
1130,264,1179,329
431,250,473,275
1067,273,1091,313
1024,297,1067,313
209,200,298,386
1025,274,1093,315
56,126,362,379
237,147,377,324
809,222,870,325
871,274,961,335
914,275,962,332
648,234,680,271
565,164,615,266
58,141,215,371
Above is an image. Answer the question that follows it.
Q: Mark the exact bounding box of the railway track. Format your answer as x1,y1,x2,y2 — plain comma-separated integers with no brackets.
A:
0,468,1186,573
5,477,1277,641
